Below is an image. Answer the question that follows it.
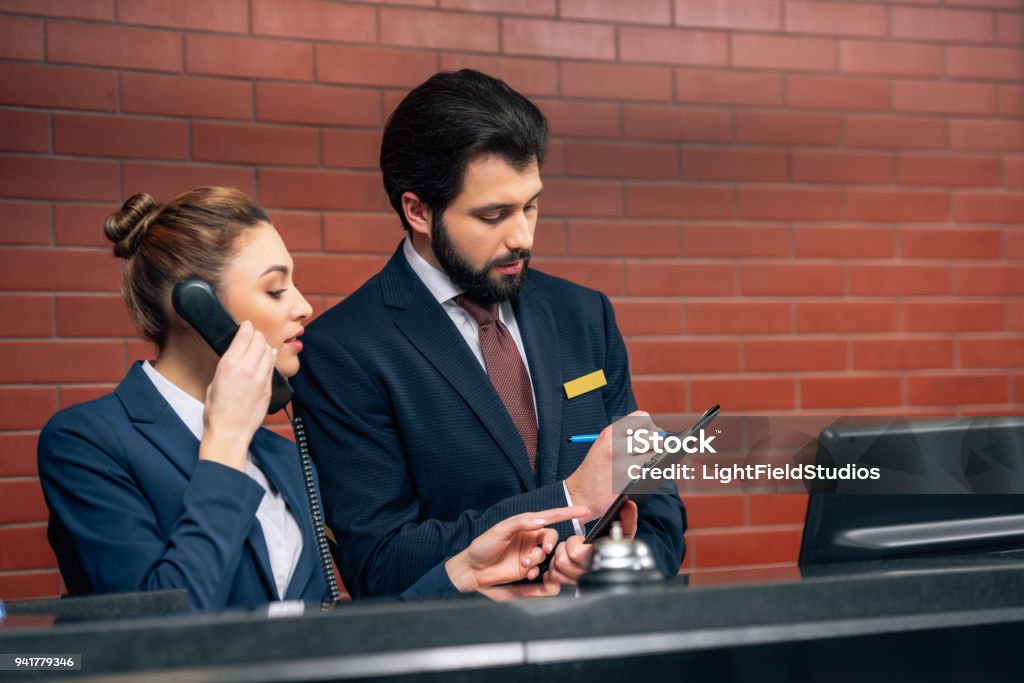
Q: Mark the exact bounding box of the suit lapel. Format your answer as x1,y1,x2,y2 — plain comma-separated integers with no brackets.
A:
383,250,536,490
249,430,318,600
116,363,201,480
243,522,278,600
512,279,563,486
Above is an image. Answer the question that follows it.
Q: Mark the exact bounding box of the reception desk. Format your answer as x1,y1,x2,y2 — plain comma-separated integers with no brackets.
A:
3,554,1024,682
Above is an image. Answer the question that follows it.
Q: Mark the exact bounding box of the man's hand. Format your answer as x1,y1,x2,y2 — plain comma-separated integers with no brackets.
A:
544,500,638,586
564,411,659,521
444,505,589,593
619,499,638,538
542,535,591,585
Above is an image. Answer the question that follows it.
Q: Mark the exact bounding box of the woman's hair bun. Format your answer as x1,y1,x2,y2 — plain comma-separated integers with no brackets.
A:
104,193,160,258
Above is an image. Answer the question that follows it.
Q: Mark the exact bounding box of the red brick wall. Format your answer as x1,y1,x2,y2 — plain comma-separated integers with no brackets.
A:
1,0,1021,599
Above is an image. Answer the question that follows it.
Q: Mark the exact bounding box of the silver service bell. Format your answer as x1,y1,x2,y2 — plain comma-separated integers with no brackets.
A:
578,521,665,593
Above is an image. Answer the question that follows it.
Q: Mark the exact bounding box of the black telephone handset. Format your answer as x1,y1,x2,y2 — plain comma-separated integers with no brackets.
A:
171,277,341,608
172,278,293,414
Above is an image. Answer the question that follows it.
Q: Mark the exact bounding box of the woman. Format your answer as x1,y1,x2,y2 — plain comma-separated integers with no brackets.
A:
37,187,586,611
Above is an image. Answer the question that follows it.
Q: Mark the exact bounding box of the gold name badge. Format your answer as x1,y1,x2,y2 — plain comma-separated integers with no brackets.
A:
563,369,607,399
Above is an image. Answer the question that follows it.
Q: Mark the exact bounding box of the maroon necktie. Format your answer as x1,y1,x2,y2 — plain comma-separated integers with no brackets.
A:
455,295,538,473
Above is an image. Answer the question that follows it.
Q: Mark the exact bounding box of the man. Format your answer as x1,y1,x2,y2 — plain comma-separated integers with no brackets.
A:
292,69,686,598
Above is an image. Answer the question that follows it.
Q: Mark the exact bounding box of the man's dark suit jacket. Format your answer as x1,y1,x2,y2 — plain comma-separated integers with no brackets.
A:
37,362,452,610
292,244,687,598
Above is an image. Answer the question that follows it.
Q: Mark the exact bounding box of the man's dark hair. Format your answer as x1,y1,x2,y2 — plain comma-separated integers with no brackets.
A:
380,69,549,231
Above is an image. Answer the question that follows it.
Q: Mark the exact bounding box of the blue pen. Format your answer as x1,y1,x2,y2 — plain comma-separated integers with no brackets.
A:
567,431,670,444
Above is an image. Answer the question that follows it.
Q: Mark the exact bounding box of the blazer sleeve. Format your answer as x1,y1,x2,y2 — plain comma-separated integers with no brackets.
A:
292,329,571,598
37,407,267,611
597,292,688,577
398,561,458,600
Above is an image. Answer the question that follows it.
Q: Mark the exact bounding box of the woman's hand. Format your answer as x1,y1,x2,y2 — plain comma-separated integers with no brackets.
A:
198,321,276,472
444,505,589,596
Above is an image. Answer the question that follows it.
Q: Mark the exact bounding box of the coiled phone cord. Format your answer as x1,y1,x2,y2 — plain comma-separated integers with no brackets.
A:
285,408,342,609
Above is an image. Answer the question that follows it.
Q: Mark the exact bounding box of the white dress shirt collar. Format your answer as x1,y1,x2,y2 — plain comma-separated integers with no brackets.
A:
142,360,205,440
403,235,463,305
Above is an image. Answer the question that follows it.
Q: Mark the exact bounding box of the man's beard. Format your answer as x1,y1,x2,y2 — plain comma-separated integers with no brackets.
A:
431,214,531,304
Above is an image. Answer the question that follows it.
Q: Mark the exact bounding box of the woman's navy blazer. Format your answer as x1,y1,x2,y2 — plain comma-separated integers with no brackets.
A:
37,362,331,610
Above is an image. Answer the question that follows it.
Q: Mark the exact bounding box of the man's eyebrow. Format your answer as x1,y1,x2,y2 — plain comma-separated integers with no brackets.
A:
472,188,544,213
259,265,290,278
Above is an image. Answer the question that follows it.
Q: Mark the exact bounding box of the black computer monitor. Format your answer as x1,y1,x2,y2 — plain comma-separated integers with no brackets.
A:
799,416,1024,568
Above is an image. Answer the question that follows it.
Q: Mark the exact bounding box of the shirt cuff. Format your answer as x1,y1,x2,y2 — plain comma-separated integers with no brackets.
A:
562,480,585,538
